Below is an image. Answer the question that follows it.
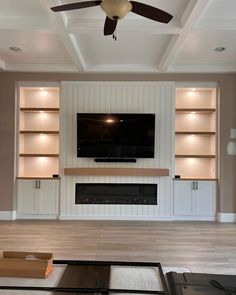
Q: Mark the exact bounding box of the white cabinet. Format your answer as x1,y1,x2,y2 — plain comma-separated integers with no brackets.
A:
173,180,216,220
17,179,59,219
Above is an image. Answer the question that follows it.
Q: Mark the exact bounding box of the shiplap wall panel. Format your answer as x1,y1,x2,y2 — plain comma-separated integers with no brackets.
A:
60,82,175,220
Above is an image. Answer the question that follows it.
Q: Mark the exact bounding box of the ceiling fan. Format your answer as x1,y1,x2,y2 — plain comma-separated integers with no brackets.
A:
51,0,173,37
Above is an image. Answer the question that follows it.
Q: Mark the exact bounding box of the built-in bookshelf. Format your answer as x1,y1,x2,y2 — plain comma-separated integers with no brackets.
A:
175,87,217,179
18,86,59,178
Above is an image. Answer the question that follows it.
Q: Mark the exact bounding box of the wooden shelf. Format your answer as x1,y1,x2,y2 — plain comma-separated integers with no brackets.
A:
64,168,169,177
175,155,215,158
20,131,59,134
20,108,59,112
175,131,215,135
20,154,59,157
17,177,60,180
176,108,215,114
173,178,218,181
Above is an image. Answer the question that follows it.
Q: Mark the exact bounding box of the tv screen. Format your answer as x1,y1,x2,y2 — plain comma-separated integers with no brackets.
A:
77,113,155,158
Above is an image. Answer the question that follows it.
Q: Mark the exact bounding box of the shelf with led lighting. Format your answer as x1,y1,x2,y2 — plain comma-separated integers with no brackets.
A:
20,108,59,112
18,86,60,178
175,131,215,135
175,87,217,179
20,131,59,134
19,154,59,157
175,155,215,158
176,108,215,114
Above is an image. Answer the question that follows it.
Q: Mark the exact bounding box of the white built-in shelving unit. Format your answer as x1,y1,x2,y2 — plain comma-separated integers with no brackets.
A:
17,85,60,219
173,85,217,220
18,86,60,178
175,87,217,179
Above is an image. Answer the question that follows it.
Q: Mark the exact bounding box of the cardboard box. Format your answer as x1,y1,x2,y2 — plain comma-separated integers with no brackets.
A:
0,251,53,278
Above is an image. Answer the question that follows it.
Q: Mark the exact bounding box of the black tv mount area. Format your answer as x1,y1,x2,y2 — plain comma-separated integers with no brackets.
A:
94,158,137,163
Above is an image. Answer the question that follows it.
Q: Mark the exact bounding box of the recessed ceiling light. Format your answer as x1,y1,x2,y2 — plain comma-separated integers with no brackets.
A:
9,46,22,52
214,47,226,52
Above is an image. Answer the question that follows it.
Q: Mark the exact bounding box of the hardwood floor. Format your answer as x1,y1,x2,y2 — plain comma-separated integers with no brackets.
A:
0,220,236,274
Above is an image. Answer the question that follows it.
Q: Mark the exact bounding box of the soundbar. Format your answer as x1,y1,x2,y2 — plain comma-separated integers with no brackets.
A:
94,158,137,163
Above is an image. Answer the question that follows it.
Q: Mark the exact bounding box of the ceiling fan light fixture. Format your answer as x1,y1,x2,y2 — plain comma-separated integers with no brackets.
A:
101,0,132,20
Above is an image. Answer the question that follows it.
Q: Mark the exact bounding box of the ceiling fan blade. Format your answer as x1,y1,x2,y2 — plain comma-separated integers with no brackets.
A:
51,1,102,12
130,1,173,23
104,17,118,36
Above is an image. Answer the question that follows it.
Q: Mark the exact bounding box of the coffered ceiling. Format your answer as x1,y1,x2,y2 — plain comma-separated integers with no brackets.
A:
0,0,235,73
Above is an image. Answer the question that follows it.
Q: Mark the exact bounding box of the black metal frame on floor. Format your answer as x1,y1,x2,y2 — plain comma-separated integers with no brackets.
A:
0,260,169,294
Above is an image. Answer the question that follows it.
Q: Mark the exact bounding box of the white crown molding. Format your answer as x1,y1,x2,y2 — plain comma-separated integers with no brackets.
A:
17,81,60,87
168,64,236,73
6,63,78,72
85,64,159,73
218,213,236,223
176,81,218,88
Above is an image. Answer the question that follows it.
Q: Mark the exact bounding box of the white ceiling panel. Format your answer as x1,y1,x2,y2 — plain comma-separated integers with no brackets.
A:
174,31,236,65
0,30,73,64
0,0,47,18
0,0,235,72
74,33,171,67
200,0,236,19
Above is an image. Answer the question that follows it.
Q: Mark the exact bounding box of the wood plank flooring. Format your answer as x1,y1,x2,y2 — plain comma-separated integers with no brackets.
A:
0,220,236,274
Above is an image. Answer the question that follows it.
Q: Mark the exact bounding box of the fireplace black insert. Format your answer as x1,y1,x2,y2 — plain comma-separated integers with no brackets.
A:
75,183,157,205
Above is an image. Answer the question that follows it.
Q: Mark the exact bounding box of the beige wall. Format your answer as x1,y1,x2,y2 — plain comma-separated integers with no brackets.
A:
0,72,235,213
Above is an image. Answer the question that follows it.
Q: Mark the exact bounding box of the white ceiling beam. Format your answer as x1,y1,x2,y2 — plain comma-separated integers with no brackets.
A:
159,0,211,72
39,0,86,71
68,18,182,34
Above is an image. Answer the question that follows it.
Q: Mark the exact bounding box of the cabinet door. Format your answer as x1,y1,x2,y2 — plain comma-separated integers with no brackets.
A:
173,181,192,216
38,180,59,214
17,180,37,214
193,181,216,216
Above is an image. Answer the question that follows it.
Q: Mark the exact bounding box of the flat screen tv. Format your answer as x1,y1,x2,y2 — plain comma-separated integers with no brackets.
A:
77,113,155,158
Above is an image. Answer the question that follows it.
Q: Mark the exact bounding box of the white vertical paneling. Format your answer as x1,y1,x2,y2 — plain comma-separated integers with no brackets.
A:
60,82,175,220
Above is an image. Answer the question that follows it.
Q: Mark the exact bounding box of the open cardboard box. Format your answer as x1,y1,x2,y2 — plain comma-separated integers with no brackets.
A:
0,251,53,278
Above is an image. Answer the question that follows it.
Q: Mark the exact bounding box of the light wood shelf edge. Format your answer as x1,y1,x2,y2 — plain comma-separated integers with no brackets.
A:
173,178,218,181
20,131,59,134
64,168,169,177
20,108,59,112
17,177,60,180
19,154,59,157
175,155,215,158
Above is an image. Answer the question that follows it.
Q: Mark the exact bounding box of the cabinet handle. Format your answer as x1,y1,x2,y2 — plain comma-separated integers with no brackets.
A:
192,182,195,190
39,180,41,189
196,182,198,190
35,180,38,189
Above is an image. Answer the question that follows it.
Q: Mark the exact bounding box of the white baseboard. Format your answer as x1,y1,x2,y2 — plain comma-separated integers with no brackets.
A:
59,215,174,221
0,211,16,220
217,213,236,222
16,214,59,220
173,215,216,221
